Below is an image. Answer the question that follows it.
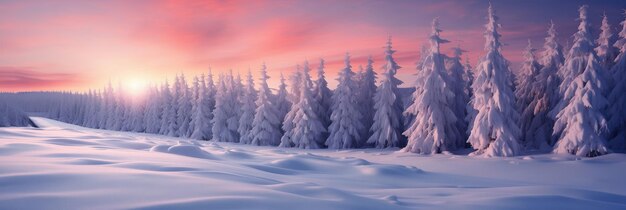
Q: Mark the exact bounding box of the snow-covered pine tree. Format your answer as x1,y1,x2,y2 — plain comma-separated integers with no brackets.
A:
367,37,404,148
312,59,332,129
553,5,609,141
516,41,541,113
144,85,162,134
205,69,217,134
130,96,146,133
283,61,327,148
279,66,302,147
103,81,116,130
447,46,470,148
275,72,291,131
607,13,626,152
239,70,257,144
403,18,460,154
190,74,213,140
553,54,609,157
464,56,474,99
212,73,240,142
515,41,544,148
160,80,178,136
250,64,283,146
358,56,377,143
467,5,521,157
326,53,365,149
596,13,618,71
519,22,566,149
176,74,193,137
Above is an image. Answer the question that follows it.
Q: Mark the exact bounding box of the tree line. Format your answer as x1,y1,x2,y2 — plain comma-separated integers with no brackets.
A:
29,5,626,157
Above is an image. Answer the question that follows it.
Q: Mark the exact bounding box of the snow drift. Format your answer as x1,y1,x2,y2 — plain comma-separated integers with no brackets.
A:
0,117,625,209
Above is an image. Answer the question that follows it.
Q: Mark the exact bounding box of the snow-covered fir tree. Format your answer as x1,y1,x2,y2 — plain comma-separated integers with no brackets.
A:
446,46,470,147
312,58,332,130
403,18,461,154
144,85,162,134
521,22,565,149
516,41,541,113
357,56,377,142
212,73,240,142
326,53,365,149
176,75,193,137
515,41,544,148
595,13,618,71
281,62,326,148
160,80,178,136
275,72,291,131
553,54,609,157
249,64,283,146
238,70,257,144
553,5,609,142
607,13,626,152
467,5,521,157
190,74,214,140
367,37,404,148
279,67,302,147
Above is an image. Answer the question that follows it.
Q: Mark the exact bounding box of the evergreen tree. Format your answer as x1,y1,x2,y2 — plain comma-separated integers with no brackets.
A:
358,56,377,142
515,41,543,148
553,54,609,157
239,70,257,144
177,75,193,137
281,62,327,148
250,64,283,146
522,22,565,149
595,13,618,71
275,72,291,132
326,53,365,149
190,74,214,140
160,80,177,136
144,85,162,134
467,5,521,157
312,59,332,129
553,5,609,142
212,73,240,142
403,18,460,154
367,37,404,148
279,67,302,147
447,46,470,147
607,13,626,152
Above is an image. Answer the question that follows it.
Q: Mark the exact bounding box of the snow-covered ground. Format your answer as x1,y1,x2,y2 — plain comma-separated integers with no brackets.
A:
1,117,625,210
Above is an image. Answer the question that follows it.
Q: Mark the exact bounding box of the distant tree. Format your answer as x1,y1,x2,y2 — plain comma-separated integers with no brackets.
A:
312,59,332,130
239,70,257,144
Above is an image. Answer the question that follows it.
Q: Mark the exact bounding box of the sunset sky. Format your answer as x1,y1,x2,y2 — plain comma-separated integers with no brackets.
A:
1,0,625,92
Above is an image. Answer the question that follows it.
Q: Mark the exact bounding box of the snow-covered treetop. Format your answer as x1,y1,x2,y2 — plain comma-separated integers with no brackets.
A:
430,18,450,54
485,4,502,51
452,46,466,59
523,40,538,63
569,5,594,57
384,36,401,75
542,21,565,67
616,11,626,53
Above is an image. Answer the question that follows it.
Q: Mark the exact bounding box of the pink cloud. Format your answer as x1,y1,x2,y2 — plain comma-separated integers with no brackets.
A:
0,67,85,92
